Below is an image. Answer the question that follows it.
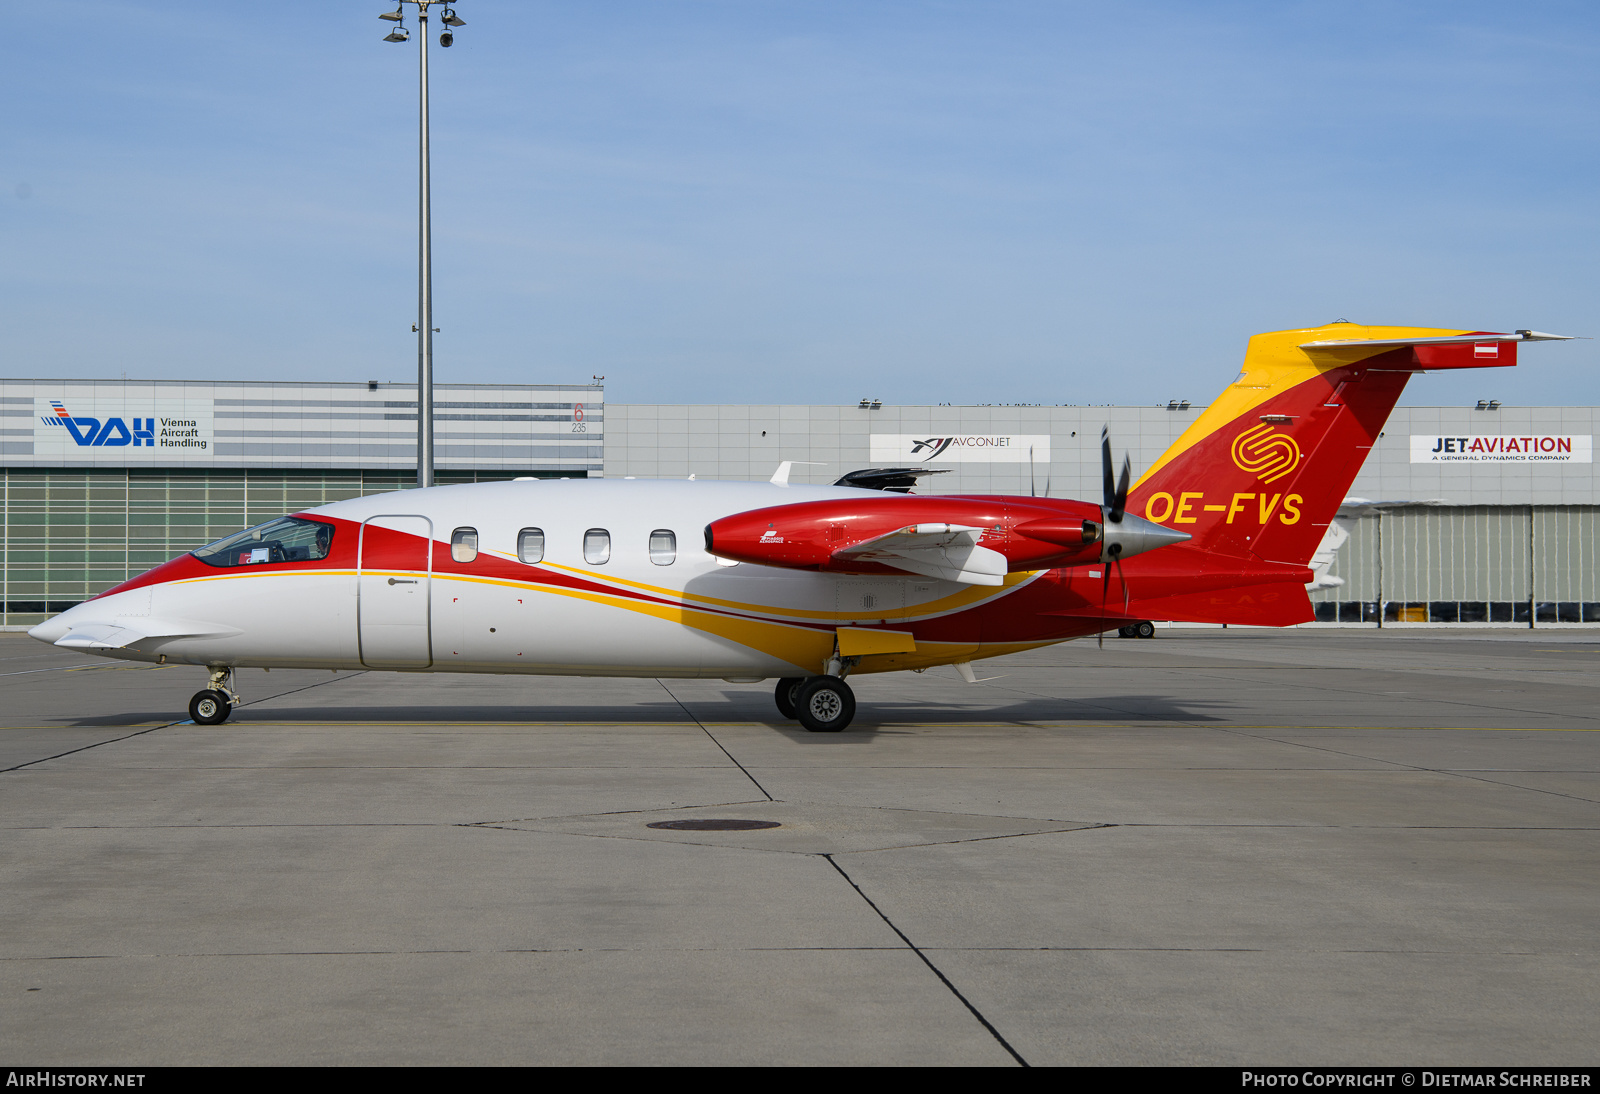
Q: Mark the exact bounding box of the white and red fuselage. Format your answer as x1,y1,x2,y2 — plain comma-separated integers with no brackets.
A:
29,323,1563,712
27,479,1146,679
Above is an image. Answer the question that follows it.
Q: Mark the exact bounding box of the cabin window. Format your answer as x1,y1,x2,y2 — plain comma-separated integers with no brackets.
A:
583,528,611,565
451,527,479,563
517,528,545,564
192,516,334,568
649,529,676,566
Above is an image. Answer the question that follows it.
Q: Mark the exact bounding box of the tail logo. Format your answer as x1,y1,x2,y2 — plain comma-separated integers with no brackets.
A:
1230,424,1300,484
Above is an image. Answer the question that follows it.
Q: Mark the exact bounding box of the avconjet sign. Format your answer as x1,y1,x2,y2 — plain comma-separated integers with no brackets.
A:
869,434,1052,464
1410,435,1592,464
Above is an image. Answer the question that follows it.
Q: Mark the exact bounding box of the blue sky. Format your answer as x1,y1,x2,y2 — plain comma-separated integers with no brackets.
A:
2,1,1597,407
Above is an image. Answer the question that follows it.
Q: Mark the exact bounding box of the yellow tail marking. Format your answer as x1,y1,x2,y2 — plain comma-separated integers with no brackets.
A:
1133,323,1472,489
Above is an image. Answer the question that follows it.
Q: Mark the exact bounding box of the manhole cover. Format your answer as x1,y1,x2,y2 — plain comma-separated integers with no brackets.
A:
646,819,783,831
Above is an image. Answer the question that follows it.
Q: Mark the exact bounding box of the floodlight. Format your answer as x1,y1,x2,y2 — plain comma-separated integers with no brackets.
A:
379,7,403,20
440,31,453,47
383,27,409,42
442,10,466,26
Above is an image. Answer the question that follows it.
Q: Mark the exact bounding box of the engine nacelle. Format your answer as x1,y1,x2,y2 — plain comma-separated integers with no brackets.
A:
705,496,1107,576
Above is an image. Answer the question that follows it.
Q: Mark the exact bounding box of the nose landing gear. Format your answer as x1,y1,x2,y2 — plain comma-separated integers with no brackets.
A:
189,665,240,726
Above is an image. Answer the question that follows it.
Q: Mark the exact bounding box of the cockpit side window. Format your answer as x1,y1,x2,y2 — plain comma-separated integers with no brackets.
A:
193,517,335,568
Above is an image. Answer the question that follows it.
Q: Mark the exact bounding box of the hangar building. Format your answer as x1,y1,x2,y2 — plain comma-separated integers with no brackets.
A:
0,379,601,629
2,379,1594,629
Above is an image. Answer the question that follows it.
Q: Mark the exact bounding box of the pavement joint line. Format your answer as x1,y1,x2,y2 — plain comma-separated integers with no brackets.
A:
14,720,1595,730
823,853,1029,1067
1164,665,1600,717
487,800,1097,825
467,800,774,824
1112,665,1600,725
656,679,774,802
461,829,1108,856
10,822,450,830
0,722,183,773
0,671,370,772
2,945,1590,961
1219,728,1600,806
14,820,1594,833
1114,822,1600,830
0,946,941,960
0,662,142,678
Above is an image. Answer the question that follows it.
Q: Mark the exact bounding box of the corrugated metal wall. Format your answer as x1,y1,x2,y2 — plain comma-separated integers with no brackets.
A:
1311,505,1598,624
1535,507,1599,604
1382,506,1530,603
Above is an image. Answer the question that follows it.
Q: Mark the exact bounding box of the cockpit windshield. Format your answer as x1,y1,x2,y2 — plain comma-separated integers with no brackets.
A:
192,516,335,568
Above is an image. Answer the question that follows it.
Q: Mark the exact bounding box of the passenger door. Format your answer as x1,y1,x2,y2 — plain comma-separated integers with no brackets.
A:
358,514,434,668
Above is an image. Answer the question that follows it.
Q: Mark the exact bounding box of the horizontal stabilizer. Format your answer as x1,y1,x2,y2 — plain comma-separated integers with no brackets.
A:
833,523,1007,586
1300,331,1574,349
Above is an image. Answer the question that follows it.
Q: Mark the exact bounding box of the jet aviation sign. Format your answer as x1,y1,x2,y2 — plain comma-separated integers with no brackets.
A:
869,434,1051,464
35,398,214,460
1410,434,1592,464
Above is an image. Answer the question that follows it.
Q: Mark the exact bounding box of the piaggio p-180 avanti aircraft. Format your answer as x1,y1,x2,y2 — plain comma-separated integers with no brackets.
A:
30,323,1571,731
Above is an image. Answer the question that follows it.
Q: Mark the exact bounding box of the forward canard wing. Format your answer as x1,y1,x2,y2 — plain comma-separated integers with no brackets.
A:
50,617,242,650
831,523,1008,586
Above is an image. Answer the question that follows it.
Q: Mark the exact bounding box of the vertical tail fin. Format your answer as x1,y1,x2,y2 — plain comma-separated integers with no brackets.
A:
1128,322,1540,568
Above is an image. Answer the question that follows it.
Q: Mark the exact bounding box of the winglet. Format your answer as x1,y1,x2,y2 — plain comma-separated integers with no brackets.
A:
770,461,825,486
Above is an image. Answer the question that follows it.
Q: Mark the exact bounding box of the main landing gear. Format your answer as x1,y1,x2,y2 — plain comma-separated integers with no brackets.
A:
774,675,857,733
1118,620,1157,639
189,665,240,726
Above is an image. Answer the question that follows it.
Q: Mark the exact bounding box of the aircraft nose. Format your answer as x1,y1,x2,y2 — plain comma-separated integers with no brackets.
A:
27,614,71,645
1100,511,1192,563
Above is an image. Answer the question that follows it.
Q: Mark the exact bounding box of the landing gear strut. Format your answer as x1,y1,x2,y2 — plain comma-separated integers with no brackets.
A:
772,644,861,732
189,665,239,726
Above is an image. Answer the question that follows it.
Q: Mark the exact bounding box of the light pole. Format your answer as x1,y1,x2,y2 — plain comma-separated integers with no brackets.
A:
380,3,465,489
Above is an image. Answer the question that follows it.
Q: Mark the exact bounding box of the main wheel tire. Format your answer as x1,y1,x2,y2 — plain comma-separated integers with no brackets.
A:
1135,620,1156,638
1117,625,1138,638
774,677,804,719
795,675,856,733
189,689,231,726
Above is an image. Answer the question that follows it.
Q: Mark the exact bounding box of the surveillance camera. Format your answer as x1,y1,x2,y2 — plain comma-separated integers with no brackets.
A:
439,31,453,47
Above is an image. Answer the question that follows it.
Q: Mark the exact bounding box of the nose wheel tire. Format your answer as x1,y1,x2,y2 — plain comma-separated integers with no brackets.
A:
189,690,232,726
774,677,803,719
795,675,855,733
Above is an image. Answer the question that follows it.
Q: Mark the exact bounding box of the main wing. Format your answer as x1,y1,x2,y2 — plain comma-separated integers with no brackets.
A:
831,523,1008,585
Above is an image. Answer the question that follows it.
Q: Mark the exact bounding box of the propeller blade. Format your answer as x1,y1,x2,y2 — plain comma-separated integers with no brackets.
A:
1112,454,1130,523
1101,427,1115,512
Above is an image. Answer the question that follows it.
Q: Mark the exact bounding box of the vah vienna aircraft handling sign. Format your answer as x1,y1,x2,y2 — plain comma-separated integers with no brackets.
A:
1410,434,1592,464
870,434,1051,463
34,397,215,461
